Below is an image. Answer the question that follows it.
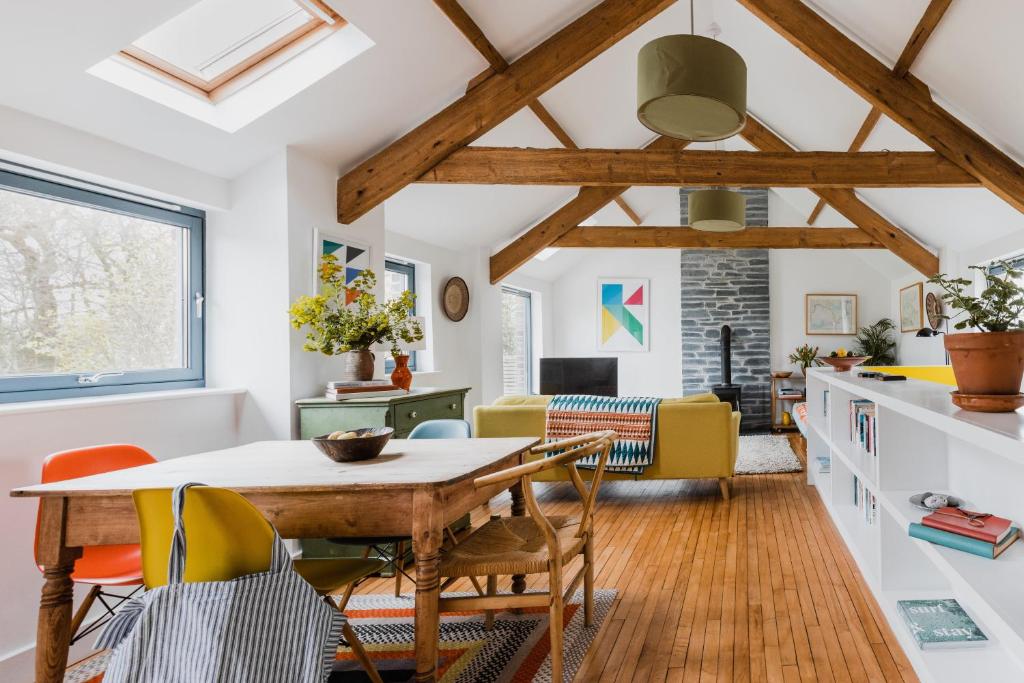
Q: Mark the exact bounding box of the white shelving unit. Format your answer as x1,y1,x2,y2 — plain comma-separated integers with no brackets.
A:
804,368,1024,683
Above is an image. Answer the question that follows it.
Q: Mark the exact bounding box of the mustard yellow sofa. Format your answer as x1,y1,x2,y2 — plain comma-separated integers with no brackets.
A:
473,393,741,499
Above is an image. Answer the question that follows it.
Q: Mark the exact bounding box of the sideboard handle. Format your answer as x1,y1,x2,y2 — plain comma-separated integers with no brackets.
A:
449,403,457,410
409,411,418,419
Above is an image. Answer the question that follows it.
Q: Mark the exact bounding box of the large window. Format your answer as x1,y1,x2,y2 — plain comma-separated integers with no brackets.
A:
0,168,204,402
384,258,417,372
502,287,533,395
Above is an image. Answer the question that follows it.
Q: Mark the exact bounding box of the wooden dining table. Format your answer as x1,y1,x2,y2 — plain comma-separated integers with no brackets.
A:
11,436,539,683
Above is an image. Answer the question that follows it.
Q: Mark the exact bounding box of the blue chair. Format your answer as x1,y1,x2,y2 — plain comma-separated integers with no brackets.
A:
408,419,472,439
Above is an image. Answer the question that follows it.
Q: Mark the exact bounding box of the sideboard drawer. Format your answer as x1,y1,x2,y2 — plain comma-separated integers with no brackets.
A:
393,393,465,434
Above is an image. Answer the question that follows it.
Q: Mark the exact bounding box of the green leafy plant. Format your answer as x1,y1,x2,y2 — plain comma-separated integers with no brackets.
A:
928,261,1024,332
788,344,822,374
854,318,897,365
289,255,423,357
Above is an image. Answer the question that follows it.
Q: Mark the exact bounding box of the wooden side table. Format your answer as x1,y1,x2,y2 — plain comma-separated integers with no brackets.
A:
770,375,805,433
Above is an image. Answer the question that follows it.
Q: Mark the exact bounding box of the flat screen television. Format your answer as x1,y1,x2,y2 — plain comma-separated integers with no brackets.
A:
539,357,618,397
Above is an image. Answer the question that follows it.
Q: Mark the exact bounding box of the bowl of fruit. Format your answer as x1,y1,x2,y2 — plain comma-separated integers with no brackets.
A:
817,347,870,373
312,427,394,462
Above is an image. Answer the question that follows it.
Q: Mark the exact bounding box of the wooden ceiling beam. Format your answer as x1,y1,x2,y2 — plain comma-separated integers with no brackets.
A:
808,0,953,224
420,147,975,188
742,116,939,276
554,227,883,249
738,0,1024,215
432,0,644,225
489,136,686,283
337,0,674,223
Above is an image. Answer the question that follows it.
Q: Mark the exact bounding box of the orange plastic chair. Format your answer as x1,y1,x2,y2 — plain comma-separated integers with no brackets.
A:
34,444,155,642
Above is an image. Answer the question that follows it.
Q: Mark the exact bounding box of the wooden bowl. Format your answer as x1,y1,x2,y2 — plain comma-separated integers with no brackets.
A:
312,427,393,462
950,392,1024,413
818,356,870,372
771,371,793,378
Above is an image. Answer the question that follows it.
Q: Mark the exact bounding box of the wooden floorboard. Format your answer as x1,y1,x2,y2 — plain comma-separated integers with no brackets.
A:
354,434,918,682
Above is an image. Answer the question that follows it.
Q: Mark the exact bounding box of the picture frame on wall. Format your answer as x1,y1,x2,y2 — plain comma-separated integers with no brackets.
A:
805,293,858,335
900,282,924,332
312,228,371,296
597,277,650,352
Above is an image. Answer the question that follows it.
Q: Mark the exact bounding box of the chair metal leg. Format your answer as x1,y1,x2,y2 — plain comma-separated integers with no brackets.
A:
583,537,595,627
68,585,100,642
484,575,497,631
342,621,383,683
394,541,404,597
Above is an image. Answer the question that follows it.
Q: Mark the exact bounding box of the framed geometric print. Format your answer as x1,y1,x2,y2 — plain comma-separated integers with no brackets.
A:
312,228,371,303
598,278,650,352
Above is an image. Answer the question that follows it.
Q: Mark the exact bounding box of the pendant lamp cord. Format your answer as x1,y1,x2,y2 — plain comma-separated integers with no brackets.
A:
690,0,695,35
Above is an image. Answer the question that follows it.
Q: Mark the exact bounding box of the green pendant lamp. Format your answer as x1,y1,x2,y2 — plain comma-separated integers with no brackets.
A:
690,189,746,232
637,5,746,141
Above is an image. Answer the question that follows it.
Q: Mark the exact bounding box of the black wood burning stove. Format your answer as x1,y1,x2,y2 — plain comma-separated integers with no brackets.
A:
711,324,741,412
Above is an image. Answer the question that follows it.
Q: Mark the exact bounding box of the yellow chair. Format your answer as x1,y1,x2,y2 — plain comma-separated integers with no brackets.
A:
133,487,385,683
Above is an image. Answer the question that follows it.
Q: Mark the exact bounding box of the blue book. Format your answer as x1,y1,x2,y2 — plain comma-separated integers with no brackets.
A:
909,523,1020,559
897,599,988,649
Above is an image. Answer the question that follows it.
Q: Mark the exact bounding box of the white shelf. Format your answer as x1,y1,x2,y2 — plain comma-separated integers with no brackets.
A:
804,369,1024,680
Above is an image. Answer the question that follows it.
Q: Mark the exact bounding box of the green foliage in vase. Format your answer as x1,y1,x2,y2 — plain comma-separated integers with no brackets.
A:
788,344,822,373
289,255,423,357
928,261,1024,332
854,318,897,365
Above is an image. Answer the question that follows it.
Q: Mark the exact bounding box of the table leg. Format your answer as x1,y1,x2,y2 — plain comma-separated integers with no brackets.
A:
412,489,443,683
509,480,526,595
35,498,82,683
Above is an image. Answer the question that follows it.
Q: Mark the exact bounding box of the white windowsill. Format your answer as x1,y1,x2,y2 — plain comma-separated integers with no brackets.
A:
0,387,246,417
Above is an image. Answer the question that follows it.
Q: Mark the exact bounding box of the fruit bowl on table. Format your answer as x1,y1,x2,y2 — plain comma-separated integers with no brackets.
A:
312,427,393,462
817,356,870,372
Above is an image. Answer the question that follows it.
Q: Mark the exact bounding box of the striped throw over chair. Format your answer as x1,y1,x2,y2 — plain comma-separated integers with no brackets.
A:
436,430,616,683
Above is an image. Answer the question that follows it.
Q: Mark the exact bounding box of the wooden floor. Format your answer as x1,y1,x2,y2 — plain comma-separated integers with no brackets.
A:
356,435,918,682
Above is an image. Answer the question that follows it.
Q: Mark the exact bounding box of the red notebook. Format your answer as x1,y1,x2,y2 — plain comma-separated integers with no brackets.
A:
922,507,1014,545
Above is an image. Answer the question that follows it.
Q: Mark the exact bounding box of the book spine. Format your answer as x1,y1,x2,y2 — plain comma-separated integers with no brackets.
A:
921,517,998,544
909,523,994,558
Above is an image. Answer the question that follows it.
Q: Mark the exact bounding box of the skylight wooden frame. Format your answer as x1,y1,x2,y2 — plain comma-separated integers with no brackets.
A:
119,0,345,102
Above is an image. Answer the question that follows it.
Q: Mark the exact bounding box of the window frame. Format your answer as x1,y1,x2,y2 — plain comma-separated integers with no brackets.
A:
501,286,533,395
0,167,205,403
384,258,417,373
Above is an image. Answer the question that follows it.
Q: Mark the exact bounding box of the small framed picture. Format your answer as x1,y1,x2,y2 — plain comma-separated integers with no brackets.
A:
312,228,371,295
805,293,858,335
900,282,924,333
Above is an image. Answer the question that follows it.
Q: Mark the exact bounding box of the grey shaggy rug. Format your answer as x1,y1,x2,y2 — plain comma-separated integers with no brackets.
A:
734,434,804,474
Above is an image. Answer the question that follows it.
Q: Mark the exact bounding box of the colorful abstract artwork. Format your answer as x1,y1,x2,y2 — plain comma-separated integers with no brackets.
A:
313,229,371,303
598,278,649,352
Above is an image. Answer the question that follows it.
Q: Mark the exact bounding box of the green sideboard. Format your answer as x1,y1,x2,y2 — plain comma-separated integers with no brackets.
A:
297,386,470,439
297,386,471,565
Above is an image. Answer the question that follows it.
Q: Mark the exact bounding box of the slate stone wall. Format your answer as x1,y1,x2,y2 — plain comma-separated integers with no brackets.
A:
679,189,771,430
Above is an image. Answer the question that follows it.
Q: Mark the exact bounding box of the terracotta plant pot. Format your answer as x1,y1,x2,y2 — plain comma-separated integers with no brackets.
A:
390,354,413,391
342,349,376,381
944,330,1024,396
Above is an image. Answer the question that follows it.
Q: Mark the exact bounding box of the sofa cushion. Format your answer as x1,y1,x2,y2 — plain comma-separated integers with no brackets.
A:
492,395,553,406
661,393,719,405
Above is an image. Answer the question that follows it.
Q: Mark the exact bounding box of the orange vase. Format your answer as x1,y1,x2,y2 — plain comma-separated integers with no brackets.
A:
390,354,413,391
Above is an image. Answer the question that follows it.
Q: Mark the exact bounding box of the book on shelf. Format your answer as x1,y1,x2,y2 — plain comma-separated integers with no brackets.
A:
896,599,988,650
909,522,1020,559
326,380,392,390
852,476,878,526
849,399,877,457
816,455,831,474
324,385,407,400
922,508,1016,545
822,390,829,417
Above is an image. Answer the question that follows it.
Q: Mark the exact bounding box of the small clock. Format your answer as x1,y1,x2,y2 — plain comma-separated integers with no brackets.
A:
925,291,943,330
442,276,470,322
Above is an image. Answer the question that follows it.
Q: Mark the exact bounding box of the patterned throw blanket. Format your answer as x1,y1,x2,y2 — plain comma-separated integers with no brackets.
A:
545,395,662,474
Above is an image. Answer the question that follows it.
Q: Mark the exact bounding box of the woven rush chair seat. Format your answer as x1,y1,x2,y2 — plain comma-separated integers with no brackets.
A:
439,515,584,577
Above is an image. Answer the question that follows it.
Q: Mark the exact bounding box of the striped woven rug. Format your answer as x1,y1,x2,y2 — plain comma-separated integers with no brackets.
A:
64,589,616,682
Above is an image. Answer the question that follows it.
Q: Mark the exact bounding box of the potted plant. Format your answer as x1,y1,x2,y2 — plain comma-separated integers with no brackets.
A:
289,255,423,382
854,318,897,366
928,261,1024,409
788,344,822,376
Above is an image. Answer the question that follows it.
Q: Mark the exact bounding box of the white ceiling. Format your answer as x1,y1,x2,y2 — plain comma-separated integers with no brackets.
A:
1,0,1022,280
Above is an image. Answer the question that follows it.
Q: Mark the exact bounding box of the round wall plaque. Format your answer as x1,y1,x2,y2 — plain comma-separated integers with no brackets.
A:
442,276,470,321
925,291,943,330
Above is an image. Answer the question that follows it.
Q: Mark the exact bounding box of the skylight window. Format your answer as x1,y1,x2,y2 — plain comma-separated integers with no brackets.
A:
88,0,373,132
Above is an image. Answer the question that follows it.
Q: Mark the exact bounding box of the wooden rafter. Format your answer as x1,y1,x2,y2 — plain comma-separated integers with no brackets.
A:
808,0,953,224
337,0,674,223
420,147,975,188
739,0,1024,215
554,227,884,249
489,137,687,283
741,116,939,276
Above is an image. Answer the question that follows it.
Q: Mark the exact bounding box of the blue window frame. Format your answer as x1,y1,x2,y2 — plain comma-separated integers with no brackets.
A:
384,258,417,373
0,167,204,403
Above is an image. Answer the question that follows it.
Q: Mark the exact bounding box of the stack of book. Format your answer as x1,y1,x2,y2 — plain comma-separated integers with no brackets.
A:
778,386,804,399
909,507,1020,559
849,399,877,457
325,380,407,401
852,475,878,526
815,455,831,474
